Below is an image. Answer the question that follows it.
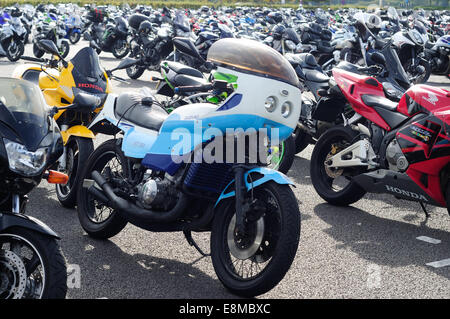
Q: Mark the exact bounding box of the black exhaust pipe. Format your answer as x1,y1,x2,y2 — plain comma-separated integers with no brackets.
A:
88,171,187,223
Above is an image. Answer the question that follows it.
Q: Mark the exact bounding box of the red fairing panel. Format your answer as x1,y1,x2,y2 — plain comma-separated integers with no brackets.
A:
397,84,450,118
332,69,391,130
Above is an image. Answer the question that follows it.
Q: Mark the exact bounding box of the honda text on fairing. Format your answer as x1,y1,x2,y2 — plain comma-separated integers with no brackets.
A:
77,38,302,297
0,78,68,299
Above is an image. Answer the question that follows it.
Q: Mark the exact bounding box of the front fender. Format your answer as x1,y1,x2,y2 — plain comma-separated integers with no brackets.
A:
214,167,294,207
0,212,60,239
61,125,95,144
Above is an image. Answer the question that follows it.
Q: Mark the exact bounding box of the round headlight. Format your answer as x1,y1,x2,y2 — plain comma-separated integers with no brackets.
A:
265,96,277,112
281,101,292,118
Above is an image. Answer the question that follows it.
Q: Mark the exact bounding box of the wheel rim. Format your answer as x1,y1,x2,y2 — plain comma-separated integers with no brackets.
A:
222,188,282,281
319,138,353,193
114,41,127,56
0,234,46,299
8,42,19,58
85,151,125,224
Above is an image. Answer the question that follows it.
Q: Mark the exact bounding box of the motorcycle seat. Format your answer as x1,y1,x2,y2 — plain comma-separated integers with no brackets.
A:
362,94,398,111
304,69,329,83
316,43,334,53
165,61,204,78
115,92,168,131
296,53,319,68
171,74,209,88
362,94,409,128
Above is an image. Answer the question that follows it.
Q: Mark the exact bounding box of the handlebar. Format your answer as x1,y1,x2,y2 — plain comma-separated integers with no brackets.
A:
21,55,46,63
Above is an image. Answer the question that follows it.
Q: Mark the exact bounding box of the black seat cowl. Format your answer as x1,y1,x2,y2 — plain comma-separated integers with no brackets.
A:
165,61,204,79
304,69,329,83
362,94,398,111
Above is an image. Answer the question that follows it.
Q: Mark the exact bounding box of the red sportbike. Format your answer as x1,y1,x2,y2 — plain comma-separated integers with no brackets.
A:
310,57,450,215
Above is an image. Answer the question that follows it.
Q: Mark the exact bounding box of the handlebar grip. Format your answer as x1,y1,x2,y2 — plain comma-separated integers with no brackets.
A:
174,84,214,94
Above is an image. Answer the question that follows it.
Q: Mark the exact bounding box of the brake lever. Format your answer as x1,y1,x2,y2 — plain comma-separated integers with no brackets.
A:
112,75,129,84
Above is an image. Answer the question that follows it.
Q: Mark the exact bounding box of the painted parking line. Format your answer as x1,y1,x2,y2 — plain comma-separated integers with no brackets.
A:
416,236,441,244
426,258,450,268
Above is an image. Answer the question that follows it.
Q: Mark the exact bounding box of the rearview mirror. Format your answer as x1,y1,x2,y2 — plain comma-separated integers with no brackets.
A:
370,52,386,66
111,58,138,72
39,40,61,57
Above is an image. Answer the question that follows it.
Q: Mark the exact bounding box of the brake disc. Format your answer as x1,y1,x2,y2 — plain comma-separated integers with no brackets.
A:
227,214,265,260
324,144,344,178
0,250,27,299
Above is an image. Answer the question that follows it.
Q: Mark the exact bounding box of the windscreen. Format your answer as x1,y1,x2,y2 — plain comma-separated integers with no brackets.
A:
0,78,48,149
70,47,107,94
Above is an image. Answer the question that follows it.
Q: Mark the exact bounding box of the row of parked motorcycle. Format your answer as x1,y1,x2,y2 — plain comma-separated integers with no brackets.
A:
0,3,450,300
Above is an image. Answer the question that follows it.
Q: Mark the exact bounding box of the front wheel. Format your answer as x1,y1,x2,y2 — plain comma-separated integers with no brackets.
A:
69,32,81,44
112,39,129,59
59,41,70,59
405,58,431,84
56,137,94,208
210,181,300,297
310,126,366,206
126,64,145,80
0,228,67,299
6,39,24,62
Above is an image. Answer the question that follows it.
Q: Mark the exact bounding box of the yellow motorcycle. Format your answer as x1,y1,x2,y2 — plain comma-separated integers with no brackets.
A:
13,40,131,208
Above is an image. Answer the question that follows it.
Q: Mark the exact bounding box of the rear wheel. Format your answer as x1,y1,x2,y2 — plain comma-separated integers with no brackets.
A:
112,39,129,59
310,126,366,206
293,128,310,154
267,135,295,174
77,139,128,239
211,181,300,297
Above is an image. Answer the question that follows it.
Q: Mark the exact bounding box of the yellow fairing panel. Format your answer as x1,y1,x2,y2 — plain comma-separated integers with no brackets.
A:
60,125,95,144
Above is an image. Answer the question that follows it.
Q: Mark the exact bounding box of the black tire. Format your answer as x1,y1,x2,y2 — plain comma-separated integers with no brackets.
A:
445,182,450,216
405,58,431,84
33,43,44,58
5,40,24,62
59,41,70,59
112,39,129,59
76,139,128,239
293,128,310,154
310,126,366,206
69,32,81,44
56,137,94,208
126,64,145,80
211,181,300,297
0,228,67,299
276,134,295,174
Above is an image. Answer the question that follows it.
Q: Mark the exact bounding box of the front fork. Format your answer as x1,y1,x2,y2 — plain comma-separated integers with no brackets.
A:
58,124,69,170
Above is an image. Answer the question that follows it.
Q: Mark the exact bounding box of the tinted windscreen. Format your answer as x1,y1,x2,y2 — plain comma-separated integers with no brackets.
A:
71,47,103,79
70,47,107,94
0,78,48,150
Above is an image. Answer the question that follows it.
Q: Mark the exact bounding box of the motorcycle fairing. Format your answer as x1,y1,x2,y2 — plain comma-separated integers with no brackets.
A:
333,68,391,130
214,167,294,207
397,84,450,117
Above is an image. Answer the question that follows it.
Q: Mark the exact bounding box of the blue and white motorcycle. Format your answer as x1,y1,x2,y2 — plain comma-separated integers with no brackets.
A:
0,16,26,62
77,38,302,297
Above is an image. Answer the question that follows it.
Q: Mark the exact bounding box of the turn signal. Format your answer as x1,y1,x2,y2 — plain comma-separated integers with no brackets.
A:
46,170,69,184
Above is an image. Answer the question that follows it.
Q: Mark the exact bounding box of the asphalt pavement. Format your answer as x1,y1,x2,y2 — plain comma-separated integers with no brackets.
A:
1,41,449,299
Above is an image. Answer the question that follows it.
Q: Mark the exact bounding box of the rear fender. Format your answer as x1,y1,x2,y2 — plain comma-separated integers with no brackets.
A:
214,167,294,207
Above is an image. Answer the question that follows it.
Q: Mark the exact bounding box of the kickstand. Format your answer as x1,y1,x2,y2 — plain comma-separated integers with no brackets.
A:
183,230,210,257
419,201,430,218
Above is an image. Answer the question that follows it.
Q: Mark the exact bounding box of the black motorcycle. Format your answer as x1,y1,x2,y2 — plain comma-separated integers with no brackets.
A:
0,77,68,299
84,14,130,59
